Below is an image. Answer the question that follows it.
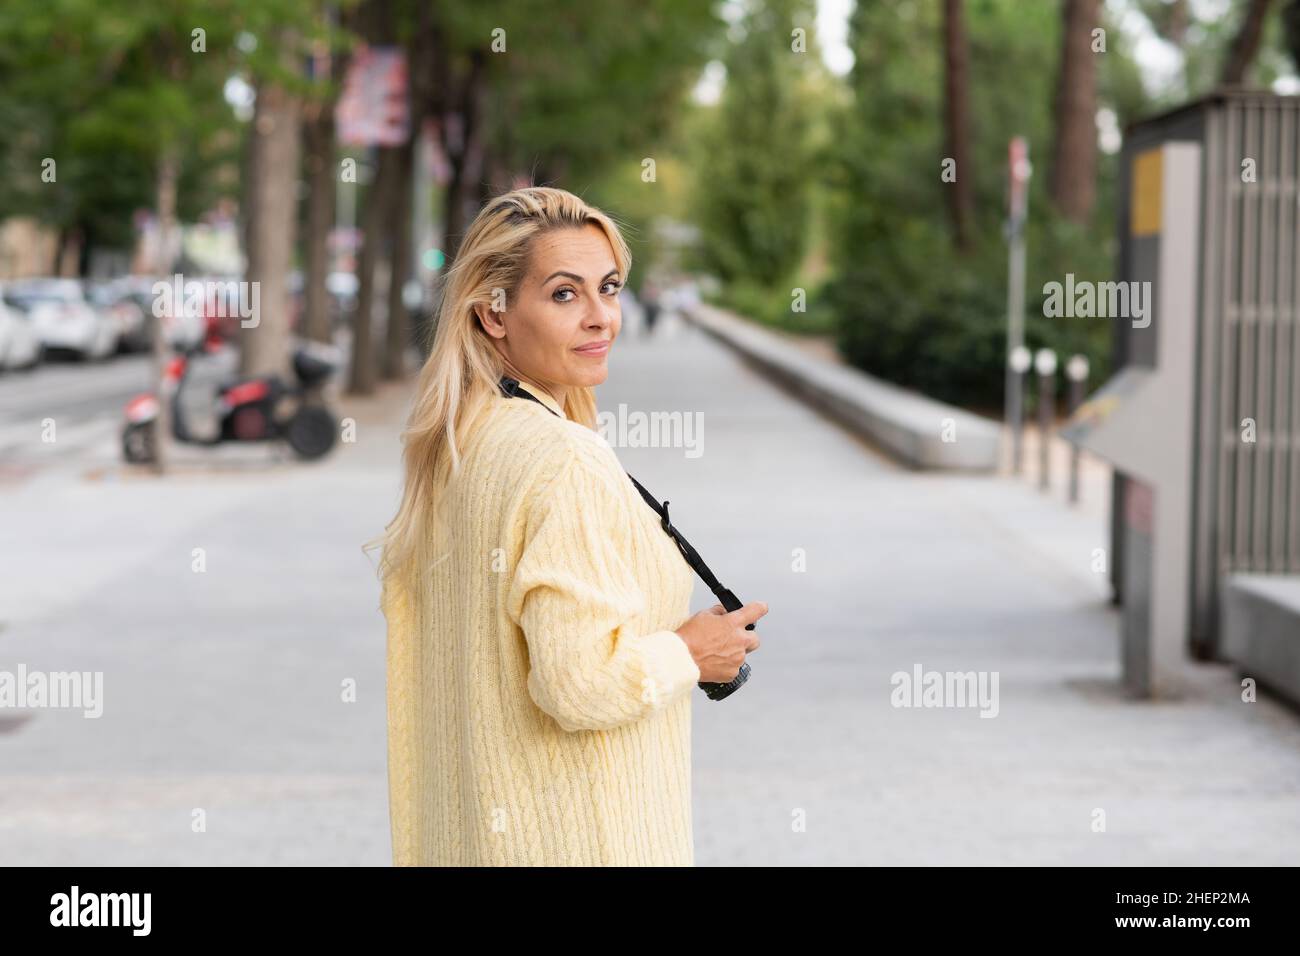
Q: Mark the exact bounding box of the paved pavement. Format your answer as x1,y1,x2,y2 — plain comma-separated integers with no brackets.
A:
3,308,1300,865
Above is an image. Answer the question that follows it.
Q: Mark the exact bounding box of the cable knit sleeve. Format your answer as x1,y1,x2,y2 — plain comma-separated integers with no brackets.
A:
381,574,420,867
505,444,701,733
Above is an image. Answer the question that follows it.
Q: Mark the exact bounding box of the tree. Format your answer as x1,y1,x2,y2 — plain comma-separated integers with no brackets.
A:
824,0,1136,409
387,0,721,359
241,28,303,379
1285,0,1300,71
0,1,238,272
301,5,354,346
1222,0,1276,85
690,0,815,289
1049,0,1100,223
942,0,974,252
381,132,415,379
345,0,399,395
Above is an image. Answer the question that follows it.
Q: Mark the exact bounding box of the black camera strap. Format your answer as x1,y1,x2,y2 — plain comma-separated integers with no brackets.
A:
499,375,740,611
498,374,752,699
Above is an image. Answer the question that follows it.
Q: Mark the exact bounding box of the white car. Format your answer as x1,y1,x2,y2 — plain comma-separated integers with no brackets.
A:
0,285,42,370
6,278,118,361
86,278,151,353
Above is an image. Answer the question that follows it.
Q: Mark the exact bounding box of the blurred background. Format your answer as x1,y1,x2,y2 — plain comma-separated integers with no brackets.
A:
3,0,1300,866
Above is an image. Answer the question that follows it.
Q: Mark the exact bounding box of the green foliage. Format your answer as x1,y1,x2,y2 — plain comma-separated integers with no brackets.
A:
707,276,836,335
688,0,817,292
0,0,247,255
472,0,724,191
823,220,999,408
463,0,728,298
817,0,1138,410
825,213,1113,410
0,0,342,264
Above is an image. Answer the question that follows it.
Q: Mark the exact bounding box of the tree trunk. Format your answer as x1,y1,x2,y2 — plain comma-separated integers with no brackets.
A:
1285,0,1300,73
52,225,70,276
399,5,440,363
942,0,974,252
240,117,260,289
348,146,400,395
382,134,415,380
301,4,354,349
1222,0,1276,85
441,49,488,266
150,146,181,473
302,102,336,345
1049,0,1100,224
242,54,302,379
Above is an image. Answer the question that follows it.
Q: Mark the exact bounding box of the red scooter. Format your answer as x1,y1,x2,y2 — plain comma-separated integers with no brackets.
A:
121,323,340,464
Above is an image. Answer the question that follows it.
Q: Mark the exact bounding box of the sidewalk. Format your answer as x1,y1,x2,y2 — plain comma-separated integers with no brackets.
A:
621,311,1300,865
4,311,1299,865
0,379,410,865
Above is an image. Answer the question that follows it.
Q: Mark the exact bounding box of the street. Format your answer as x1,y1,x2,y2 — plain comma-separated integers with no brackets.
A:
0,355,153,480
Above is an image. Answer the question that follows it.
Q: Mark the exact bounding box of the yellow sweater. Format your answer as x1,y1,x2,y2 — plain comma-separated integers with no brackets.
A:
382,383,700,866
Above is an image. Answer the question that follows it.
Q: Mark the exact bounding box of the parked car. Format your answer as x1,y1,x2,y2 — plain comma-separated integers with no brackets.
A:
5,278,118,361
85,278,151,353
0,283,43,371
121,273,206,351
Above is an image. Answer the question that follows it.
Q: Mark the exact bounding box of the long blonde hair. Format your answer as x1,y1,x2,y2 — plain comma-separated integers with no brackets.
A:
366,186,633,595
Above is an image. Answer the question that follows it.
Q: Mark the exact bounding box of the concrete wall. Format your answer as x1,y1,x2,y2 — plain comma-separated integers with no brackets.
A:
684,302,1002,471
1223,574,1300,709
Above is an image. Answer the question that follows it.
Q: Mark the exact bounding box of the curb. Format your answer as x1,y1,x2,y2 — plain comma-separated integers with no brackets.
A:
683,302,1002,471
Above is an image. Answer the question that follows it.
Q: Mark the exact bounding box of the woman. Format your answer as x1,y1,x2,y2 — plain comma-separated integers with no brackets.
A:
372,186,767,866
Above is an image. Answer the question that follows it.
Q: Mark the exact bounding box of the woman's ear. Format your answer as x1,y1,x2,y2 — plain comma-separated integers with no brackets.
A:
474,302,506,340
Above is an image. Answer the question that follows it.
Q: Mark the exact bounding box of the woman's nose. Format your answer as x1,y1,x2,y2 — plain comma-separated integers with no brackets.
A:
585,298,615,327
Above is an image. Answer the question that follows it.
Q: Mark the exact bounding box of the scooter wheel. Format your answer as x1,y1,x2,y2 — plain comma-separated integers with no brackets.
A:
285,405,337,460
122,422,157,464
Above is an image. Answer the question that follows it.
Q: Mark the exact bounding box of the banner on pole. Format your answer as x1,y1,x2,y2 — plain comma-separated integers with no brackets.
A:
336,45,409,147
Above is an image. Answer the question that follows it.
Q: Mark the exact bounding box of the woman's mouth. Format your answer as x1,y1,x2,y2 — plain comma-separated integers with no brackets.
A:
573,340,610,356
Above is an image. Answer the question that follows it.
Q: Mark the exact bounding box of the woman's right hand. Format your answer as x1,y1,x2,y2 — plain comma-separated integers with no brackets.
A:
675,601,767,683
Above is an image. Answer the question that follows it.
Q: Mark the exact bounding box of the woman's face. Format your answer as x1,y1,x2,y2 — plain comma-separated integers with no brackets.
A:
478,224,622,392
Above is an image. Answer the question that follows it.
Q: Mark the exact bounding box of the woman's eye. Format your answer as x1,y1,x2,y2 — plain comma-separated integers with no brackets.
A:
553,281,621,302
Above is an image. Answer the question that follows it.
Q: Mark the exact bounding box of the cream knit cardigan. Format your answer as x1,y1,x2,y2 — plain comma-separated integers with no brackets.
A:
382,384,700,866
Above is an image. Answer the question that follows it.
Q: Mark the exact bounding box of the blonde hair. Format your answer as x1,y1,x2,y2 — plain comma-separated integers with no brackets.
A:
366,186,632,594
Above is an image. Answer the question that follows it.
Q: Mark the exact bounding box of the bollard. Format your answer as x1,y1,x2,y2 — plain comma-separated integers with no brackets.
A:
1004,136,1031,476
1065,354,1090,504
1034,348,1057,491
1009,346,1031,473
